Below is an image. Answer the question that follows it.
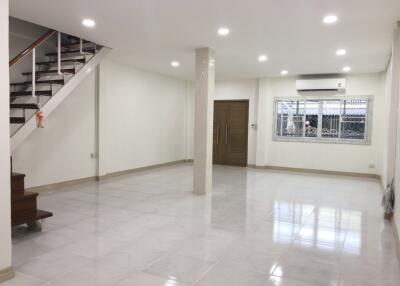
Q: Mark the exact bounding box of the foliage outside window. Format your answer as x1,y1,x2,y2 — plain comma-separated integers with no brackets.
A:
273,97,372,144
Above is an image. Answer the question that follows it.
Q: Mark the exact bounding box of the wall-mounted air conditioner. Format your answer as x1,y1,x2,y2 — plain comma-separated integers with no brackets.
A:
296,78,346,92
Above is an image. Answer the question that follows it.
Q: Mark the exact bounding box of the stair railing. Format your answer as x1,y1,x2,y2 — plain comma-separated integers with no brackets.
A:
9,29,56,68
80,38,83,54
57,31,62,76
10,29,56,104
32,48,36,98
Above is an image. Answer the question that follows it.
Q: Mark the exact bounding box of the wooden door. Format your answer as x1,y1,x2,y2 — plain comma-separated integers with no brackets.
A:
213,100,249,166
213,102,226,164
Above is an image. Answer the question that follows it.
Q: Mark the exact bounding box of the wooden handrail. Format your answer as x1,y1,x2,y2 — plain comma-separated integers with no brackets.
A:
9,29,56,68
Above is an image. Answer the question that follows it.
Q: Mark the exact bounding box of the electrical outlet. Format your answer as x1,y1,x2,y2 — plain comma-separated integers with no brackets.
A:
368,164,375,169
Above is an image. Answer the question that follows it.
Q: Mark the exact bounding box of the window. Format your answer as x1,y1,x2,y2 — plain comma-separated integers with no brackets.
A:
274,97,372,144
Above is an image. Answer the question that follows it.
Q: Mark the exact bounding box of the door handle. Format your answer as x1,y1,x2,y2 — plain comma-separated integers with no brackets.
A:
216,125,219,145
225,124,228,145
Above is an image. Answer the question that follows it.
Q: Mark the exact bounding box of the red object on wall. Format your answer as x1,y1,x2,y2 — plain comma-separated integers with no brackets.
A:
36,111,45,128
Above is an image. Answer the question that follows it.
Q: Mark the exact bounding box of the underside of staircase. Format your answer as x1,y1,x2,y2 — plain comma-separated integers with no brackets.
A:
9,29,110,228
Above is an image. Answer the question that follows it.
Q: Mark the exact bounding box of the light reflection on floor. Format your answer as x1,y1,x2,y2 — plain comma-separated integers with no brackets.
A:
273,201,362,255
6,164,400,286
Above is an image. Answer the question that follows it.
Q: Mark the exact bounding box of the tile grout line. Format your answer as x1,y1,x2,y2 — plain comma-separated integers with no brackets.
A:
188,239,245,286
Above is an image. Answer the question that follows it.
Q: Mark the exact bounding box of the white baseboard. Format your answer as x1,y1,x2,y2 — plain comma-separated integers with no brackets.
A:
26,160,191,193
0,267,14,283
98,160,191,180
27,176,97,193
247,164,380,179
393,220,400,261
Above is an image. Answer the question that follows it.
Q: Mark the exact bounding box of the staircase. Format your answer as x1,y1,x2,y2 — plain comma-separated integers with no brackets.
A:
11,171,52,228
10,32,104,135
10,31,110,150
9,29,110,227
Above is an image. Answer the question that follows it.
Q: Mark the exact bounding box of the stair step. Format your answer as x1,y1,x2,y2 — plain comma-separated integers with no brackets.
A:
36,58,85,65
59,42,95,49
11,191,38,226
10,90,52,97
36,209,53,220
10,79,65,87
10,170,53,226
10,104,39,110
11,172,25,197
22,69,75,76
10,117,25,124
12,191,38,201
11,172,25,179
66,35,90,43
46,48,95,57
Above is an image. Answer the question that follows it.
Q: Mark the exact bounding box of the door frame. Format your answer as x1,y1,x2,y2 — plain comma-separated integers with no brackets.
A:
213,99,249,167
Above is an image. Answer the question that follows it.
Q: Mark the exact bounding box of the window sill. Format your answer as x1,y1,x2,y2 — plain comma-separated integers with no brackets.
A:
272,136,371,145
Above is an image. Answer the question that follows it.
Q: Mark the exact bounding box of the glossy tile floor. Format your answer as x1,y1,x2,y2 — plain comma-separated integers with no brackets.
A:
4,164,400,286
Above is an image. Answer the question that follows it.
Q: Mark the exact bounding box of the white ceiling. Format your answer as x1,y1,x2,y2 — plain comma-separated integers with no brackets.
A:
10,0,400,81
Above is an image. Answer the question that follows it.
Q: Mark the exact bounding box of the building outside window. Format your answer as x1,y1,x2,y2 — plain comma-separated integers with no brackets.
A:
273,96,372,144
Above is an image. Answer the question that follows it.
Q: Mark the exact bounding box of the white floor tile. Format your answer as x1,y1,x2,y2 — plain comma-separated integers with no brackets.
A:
7,164,399,286
0,272,44,286
145,254,214,284
116,271,189,286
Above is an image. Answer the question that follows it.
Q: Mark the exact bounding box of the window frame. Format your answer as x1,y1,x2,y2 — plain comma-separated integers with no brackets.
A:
272,96,373,145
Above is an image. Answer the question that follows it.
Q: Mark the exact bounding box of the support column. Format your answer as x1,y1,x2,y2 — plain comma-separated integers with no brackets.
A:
193,48,215,195
385,22,400,185
392,22,400,240
255,78,270,167
0,0,14,282
97,63,108,179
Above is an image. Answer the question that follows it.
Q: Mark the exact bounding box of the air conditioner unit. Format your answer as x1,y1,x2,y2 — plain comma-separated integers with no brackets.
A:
296,78,346,92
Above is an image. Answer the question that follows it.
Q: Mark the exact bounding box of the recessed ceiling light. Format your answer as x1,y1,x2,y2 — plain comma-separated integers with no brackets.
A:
82,18,96,28
342,66,351,72
258,55,268,62
323,15,338,24
218,27,230,36
336,49,347,56
281,70,288,75
171,61,180,67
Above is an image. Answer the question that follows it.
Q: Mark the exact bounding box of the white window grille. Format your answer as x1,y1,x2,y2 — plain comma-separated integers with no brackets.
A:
273,96,372,144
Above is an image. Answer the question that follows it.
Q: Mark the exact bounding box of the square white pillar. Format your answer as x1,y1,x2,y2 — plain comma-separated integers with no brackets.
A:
385,22,400,185
0,0,13,281
255,78,270,167
193,48,215,195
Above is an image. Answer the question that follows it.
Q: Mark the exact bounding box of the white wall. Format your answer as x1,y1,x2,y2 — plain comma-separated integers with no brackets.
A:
0,0,12,272
99,59,187,175
382,59,395,186
260,74,386,175
9,17,48,59
393,28,400,240
394,69,400,240
184,83,195,160
214,79,258,165
382,25,400,239
12,71,97,188
9,17,54,84
14,62,386,188
12,58,189,186
185,79,259,165
186,74,386,174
